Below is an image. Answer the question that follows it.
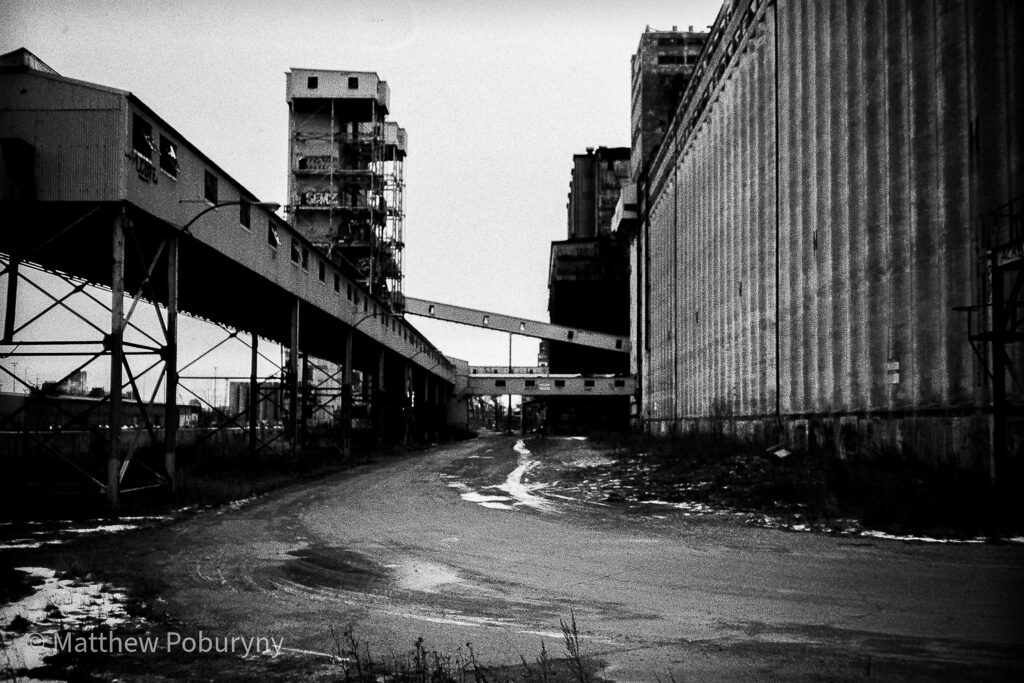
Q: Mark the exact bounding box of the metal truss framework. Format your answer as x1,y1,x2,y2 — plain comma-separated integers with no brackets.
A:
0,205,358,507
957,194,1024,486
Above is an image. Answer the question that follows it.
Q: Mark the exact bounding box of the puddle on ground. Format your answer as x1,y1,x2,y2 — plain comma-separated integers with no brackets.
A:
0,567,133,679
280,547,386,590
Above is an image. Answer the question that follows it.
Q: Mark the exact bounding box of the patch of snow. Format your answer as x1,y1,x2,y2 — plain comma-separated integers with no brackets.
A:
225,495,258,511
459,492,514,510
67,524,141,534
394,561,463,592
859,530,987,544
0,567,132,677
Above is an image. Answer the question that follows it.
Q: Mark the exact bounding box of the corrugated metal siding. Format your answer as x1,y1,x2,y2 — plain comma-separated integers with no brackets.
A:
646,183,675,421
777,0,987,416
641,0,1022,458
0,109,122,201
645,4,777,421
0,72,124,201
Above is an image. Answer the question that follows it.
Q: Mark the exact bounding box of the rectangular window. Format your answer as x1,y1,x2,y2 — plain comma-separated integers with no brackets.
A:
158,135,178,177
204,170,218,203
347,284,353,301
584,380,595,387
554,380,566,388
307,75,318,89
239,201,251,229
333,274,340,292
348,76,359,89
318,260,326,282
268,221,279,247
525,380,536,388
132,114,153,158
495,380,506,388
614,379,626,387
291,238,301,263
301,246,309,270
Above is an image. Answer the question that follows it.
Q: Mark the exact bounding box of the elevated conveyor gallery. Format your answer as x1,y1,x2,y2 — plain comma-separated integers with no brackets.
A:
404,296,630,354
0,51,452,505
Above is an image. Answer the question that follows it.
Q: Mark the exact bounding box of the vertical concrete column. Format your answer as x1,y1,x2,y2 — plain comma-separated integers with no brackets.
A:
341,328,353,458
248,331,258,460
108,212,126,508
288,298,300,457
163,235,178,491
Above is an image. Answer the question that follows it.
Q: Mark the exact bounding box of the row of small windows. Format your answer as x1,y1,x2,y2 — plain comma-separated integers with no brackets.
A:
656,53,697,66
133,113,224,209
261,225,431,355
135,109,435,366
306,75,360,90
492,379,612,389
132,114,179,177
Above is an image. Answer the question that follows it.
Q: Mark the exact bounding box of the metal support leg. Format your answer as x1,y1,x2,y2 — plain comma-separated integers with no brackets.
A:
341,328,353,458
248,331,258,459
288,298,300,458
164,236,178,491
423,373,432,443
108,213,126,508
375,349,385,451
991,253,1007,486
301,351,310,447
2,259,19,342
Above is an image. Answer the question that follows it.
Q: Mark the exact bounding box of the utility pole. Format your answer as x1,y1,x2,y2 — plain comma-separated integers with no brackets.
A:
507,332,513,433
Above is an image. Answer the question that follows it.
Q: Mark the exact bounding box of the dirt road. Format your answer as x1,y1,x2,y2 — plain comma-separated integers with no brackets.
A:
108,434,1019,680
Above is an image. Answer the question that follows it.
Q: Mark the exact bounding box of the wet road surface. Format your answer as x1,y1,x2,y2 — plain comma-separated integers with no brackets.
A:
138,435,1023,680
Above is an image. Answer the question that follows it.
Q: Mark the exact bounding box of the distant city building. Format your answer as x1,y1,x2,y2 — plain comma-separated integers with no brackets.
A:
227,380,284,424
630,26,708,185
546,147,633,431
567,147,631,240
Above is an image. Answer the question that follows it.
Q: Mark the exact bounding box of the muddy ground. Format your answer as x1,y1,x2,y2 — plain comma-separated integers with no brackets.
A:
2,434,1023,681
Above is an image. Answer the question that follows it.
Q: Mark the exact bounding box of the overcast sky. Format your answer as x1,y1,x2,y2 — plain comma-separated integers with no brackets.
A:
2,0,720,381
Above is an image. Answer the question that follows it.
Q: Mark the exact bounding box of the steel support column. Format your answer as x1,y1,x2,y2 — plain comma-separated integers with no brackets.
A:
341,328,353,457
2,259,18,342
288,298,300,457
248,331,259,459
375,348,385,450
163,235,178,491
991,251,1008,485
301,351,310,445
107,213,126,508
